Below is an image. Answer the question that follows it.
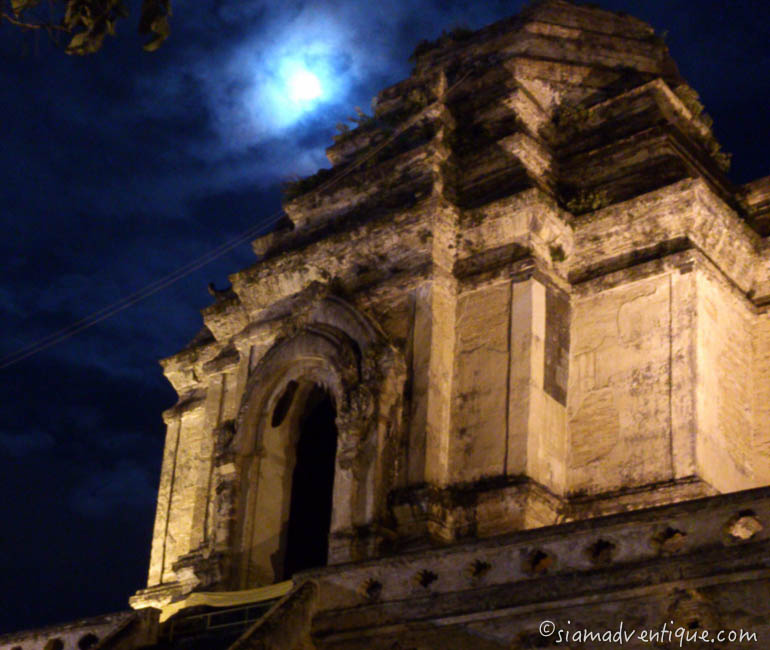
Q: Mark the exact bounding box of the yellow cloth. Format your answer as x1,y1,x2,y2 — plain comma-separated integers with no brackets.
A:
159,581,293,623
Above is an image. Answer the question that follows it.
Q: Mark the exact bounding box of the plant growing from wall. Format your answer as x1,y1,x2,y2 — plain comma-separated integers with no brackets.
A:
282,167,337,201
408,23,474,63
333,107,376,144
566,189,610,214
674,84,731,172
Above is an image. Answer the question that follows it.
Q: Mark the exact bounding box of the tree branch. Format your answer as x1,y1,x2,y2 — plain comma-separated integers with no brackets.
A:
1,12,67,31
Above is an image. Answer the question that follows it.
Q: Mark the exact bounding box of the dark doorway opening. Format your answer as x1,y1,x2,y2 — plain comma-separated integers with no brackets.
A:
282,386,338,579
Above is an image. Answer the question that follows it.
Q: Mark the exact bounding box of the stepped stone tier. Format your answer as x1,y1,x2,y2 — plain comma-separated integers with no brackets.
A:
136,0,770,600
125,0,770,642
10,1,770,649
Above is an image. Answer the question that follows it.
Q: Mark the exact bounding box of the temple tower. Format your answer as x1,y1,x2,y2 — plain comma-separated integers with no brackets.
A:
131,0,770,620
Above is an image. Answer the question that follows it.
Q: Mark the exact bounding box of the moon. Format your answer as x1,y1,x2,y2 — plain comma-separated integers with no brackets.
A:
287,68,323,103
226,48,337,141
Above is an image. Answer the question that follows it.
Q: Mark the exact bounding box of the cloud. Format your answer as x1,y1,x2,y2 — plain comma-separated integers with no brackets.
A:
0,430,55,457
0,286,25,319
129,0,421,191
35,273,122,315
95,431,157,453
69,459,158,517
200,3,396,143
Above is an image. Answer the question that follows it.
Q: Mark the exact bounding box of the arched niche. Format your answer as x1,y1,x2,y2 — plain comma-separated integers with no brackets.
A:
229,297,405,588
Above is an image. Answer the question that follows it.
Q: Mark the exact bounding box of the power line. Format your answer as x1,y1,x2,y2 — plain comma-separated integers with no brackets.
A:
1,68,472,370
0,218,271,369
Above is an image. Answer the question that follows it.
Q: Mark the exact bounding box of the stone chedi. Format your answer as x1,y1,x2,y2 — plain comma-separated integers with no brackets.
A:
6,2,770,649
130,0,770,645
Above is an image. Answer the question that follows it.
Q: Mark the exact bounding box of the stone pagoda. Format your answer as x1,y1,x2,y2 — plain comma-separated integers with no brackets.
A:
6,2,770,649
127,0,770,646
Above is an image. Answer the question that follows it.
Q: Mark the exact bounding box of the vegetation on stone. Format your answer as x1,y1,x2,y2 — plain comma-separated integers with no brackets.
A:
674,84,731,171
566,189,610,214
281,167,337,201
408,24,474,63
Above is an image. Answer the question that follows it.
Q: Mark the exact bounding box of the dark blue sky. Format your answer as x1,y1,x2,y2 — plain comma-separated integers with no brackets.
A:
1,0,768,634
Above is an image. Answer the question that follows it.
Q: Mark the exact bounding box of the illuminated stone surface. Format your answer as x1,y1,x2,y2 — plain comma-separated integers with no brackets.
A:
0,613,135,650
126,3,770,646
124,1,770,645
12,1,770,648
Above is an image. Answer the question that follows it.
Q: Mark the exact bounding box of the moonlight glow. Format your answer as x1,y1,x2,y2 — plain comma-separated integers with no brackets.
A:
215,36,348,147
287,69,323,103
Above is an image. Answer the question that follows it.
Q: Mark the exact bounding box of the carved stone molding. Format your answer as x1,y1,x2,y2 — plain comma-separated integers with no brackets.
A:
171,548,229,592
206,293,407,584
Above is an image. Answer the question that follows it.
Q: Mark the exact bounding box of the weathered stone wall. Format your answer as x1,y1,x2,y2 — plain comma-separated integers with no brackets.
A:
130,0,770,616
451,280,510,482
568,272,675,494
449,275,569,492
697,269,755,493
523,279,570,495
753,312,770,480
0,613,133,650
305,486,770,649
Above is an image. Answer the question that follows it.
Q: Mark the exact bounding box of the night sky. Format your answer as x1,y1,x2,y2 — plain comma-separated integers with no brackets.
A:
1,0,768,635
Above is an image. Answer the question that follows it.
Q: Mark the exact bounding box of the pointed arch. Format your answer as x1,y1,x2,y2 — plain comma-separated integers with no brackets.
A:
227,296,406,587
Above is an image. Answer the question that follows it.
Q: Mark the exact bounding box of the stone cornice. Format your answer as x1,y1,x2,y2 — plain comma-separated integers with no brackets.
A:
571,179,763,300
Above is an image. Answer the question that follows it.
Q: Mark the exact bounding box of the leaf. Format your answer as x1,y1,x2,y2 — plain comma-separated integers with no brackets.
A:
9,0,165,53
65,30,89,53
138,0,170,33
142,15,169,51
11,0,41,16
142,33,164,51
63,0,78,30
139,0,171,51
151,15,169,38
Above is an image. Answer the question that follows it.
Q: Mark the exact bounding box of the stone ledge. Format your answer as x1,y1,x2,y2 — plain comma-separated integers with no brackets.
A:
301,484,770,617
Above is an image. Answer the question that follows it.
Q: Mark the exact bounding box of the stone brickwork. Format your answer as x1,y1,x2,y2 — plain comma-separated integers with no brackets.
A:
129,1,770,614
305,486,770,649
8,2,770,648
119,2,770,648
0,613,134,650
